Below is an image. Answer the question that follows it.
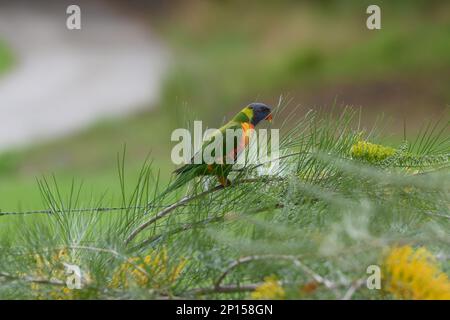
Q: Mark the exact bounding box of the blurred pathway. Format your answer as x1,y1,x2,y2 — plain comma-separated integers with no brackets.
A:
0,1,168,150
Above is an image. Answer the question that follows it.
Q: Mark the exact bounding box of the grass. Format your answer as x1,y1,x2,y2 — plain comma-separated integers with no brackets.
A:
0,110,176,210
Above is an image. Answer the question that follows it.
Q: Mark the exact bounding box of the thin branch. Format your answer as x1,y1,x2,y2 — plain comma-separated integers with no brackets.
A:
130,216,225,251
0,271,65,286
425,212,450,220
341,278,366,300
0,245,151,286
131,204,283,251
187,283,263,295
214,254,336,291
125,185,223,245
66,245,150,277
412,164,450,175
125,177,283,245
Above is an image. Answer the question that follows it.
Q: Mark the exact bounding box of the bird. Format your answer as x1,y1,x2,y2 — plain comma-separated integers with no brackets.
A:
163,102,272,196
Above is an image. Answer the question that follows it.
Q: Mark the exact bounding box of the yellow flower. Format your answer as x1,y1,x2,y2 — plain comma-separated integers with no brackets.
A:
29,248,92,300
383,245,450,300
62,287,72,295
110,248,186,289
170,259,187,282
251,276,285,300
52,248,69,262
350,141,395,162
48,286,78,300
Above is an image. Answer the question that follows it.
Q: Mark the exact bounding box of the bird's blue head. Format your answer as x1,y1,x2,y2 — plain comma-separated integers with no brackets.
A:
246,102,272,126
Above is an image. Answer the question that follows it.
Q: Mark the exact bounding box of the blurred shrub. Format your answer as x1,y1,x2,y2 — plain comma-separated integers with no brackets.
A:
287,48,323,75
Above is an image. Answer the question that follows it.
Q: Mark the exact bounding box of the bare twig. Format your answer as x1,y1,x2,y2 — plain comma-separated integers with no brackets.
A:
341,278,366,300
125,185,223,245
187,283,263,295
130,216,226,251
66,245,150,277
1,245,150,285
125,177,283,245
425,212,450,220
412,164,450,175
214,254,336,291
131,204,283,251
0,271,65,286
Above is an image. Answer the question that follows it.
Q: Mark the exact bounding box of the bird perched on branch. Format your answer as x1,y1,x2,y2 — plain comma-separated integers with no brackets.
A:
164,103,273,196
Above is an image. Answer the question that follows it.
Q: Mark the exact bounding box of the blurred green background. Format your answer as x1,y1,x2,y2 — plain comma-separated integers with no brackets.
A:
0,40,13,74
0,0,449,211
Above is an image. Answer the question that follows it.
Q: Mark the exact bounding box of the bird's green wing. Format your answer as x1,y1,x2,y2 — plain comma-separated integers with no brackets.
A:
164,120,242,196
200,121,245,165
175,120,241,172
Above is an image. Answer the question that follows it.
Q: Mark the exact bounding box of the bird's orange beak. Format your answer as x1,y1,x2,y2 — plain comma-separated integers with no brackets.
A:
265,114,273,122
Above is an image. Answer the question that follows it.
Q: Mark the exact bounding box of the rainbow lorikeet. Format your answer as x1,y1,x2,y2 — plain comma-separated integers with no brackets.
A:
165,103,272,195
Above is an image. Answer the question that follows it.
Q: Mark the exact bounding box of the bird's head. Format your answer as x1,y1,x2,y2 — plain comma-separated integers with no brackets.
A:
242,102,273,126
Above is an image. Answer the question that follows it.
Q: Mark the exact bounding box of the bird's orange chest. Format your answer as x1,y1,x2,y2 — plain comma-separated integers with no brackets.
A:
240,122,254,148
225,122,254,161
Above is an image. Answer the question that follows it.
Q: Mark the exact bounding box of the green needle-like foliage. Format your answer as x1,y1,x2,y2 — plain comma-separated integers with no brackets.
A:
0,107,448,300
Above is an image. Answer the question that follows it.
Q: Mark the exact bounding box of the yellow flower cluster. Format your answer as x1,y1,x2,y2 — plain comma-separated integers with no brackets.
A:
350,140,395,162
33,248,69,275
251,276,285,300
30,248,89,300
110,248,186,289
384,245,450,300
31,283,76,300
